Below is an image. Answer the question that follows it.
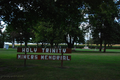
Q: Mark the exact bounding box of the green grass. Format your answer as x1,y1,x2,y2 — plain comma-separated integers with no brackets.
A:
0,48,120,80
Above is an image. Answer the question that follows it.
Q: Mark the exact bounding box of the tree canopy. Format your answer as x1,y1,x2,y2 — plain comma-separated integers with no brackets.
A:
0,0,120,51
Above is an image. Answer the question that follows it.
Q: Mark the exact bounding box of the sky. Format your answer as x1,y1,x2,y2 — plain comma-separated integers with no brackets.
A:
1,21,7,32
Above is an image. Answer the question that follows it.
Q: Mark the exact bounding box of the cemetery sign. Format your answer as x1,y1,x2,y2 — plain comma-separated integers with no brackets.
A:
17,48,71,53
17,47,71,67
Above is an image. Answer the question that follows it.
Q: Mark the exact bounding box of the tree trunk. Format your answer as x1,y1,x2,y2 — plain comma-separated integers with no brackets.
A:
20,43,22,47
50,40,53,48
64,35,75,48
103,42,106,53
108,44,109,47
67,43,71,48
37,42,38,48
0,33,4,48
24,41,27,67
99,34,102,52
67,43,74,48
25,41,27,54
96,44,98,49
110,44,112,47
99,41,102,52
55,43,58,48
50,43,53,48
41,42,44,48
56,43,58,48
68,36,74,48
91,42,92,49
12,38,15,48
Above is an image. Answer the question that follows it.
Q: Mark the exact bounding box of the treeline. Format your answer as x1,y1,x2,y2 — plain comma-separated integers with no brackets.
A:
8,44,120,49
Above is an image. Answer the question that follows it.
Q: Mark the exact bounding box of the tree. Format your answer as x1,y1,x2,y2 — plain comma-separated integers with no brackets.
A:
33,21,65,48
32,0,85,48
88,1,118,52
6,25,19,48
0,0,42,47
1,0,85,49
55,0,85,48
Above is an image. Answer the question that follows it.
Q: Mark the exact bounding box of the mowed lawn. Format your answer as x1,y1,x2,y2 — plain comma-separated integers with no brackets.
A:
0,48,120,80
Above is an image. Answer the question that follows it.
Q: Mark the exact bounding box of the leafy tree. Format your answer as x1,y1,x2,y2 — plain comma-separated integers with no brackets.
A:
55,0,85,48
1,0,85,49
32,0,85,48
5,25,19,48
0,0,41,48
33,21,65,48
88,1,118,52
